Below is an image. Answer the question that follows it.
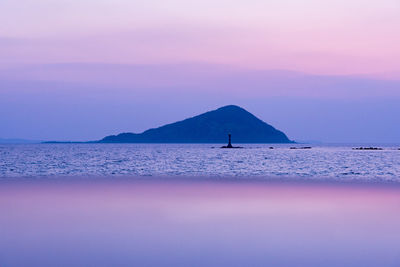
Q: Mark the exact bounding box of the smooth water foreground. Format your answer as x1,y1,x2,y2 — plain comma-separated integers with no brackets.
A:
1,143,400,181
1,180,400,267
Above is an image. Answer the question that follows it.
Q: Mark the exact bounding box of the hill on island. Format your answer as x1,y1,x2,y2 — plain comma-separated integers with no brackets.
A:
100,105,293,143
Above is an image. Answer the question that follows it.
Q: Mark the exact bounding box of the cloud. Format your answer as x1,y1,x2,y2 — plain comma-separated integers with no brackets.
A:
1,63,399,98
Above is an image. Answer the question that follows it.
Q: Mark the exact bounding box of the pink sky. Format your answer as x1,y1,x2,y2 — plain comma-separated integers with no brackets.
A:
1,0,400,141
1,0,399,76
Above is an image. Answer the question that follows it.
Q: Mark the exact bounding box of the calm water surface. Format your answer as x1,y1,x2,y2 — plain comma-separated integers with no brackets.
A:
1,180,400,266
1,143,400,181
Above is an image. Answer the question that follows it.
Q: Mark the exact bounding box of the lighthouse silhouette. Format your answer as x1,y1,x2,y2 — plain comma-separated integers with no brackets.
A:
227,134,233,148
221,133,242,148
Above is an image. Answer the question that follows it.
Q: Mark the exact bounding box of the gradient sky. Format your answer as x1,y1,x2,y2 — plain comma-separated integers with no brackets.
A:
1,0,400,142
1,0,400,75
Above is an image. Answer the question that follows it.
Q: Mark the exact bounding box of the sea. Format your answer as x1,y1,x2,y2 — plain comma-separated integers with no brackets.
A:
1,143,400,181
2,143,400,266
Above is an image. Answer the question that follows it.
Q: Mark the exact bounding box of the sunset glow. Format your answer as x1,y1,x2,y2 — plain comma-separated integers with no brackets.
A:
1,0,399,75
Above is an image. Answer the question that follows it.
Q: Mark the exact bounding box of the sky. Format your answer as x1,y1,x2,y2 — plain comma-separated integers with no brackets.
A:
0,0,400,142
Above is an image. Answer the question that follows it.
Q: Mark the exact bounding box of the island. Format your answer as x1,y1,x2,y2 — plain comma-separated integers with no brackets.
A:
99,105,293,143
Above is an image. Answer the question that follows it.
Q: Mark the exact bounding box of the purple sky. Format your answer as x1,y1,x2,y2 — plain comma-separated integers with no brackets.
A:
0,0,399,142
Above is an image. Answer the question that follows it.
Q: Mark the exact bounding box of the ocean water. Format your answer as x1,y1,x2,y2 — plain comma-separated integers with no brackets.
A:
1,143,400,181
2,144,400,266
1,181,400,267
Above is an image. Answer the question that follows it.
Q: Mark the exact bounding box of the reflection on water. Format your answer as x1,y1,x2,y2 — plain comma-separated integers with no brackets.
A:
1,179,400,266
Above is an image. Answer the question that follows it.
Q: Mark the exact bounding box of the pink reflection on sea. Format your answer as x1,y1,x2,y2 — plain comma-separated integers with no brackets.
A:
1,178,400,266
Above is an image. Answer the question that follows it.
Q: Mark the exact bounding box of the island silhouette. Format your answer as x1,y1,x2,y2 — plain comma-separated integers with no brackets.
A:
100,105,293,143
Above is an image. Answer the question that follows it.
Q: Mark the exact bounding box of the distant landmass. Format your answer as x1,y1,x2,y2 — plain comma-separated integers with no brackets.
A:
100,105,293,143
0,138,41,144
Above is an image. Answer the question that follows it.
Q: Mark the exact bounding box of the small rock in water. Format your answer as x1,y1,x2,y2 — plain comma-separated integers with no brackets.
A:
353,147,383,150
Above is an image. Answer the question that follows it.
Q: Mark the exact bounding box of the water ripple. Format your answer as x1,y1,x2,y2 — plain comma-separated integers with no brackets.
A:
1,144,400,181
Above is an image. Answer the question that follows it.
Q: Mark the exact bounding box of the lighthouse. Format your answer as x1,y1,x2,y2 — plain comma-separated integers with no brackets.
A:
221,133,241,148
227,134,233,148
